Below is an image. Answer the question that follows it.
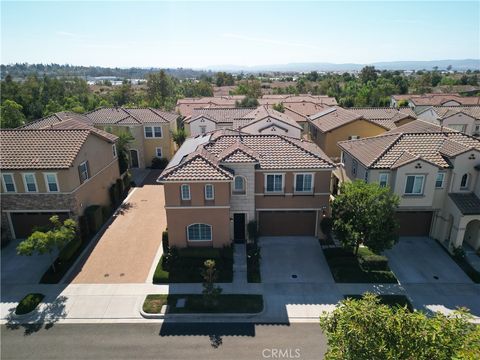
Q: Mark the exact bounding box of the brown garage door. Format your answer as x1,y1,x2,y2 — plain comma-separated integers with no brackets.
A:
396,211,433,236
259,211,316,236
10,212,70,239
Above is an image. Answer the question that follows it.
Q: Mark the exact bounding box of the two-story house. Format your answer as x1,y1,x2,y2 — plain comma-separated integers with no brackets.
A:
417,105,480,137
0,126,120,240
157,130,334,248
337,120,480,252
390,93,480,113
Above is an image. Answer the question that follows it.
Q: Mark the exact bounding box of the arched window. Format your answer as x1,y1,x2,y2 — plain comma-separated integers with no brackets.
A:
233,176,246,195
187,224,212,241
460,173,469,189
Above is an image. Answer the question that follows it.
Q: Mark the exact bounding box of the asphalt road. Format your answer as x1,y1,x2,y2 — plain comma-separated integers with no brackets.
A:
1,322,327,360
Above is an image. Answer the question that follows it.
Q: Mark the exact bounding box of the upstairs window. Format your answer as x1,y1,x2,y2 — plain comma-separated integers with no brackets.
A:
78,161,90,184
23,173,38,192
295,173,313,192
435,173,445,188
460,173,469,189
44,173,59,192
233,176,246,195
265,174,284,193
187,224,212,241
379,173,389,187
200,125,207,134
205,184,214,200
181,184,191,200
405,175,424,195
144,126,162,138
2,174,16,193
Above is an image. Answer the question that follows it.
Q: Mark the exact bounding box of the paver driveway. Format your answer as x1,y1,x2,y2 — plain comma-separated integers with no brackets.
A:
70,182,165,284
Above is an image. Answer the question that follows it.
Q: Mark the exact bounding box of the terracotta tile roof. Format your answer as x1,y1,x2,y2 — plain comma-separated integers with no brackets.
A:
448,193,480,215
0,129,113,170
21,112,93,129
177,96,245,105
428,106,480,120
259,94,337,106
46,119,118,142
392,93,480,106
339,129,480,169
218,141,261,163
240,106,302,130
186,108,255,124
85,107,177,125
386,119,458,134
308,107,362,132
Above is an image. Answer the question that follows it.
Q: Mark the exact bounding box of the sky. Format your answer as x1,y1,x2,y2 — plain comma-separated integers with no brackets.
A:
1,1,479,69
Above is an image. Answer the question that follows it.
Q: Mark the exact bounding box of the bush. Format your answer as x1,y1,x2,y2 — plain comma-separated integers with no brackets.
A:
162,230,169,253
15,293,44,315
151,157,169,169
78,215,89,241
320,217,333,237
247,221,258,243
58,237,82,262
109,182,120,208
84,205,103,234
358,248,389,271
178,247,222,259
101,206,111,223
116,178,124,198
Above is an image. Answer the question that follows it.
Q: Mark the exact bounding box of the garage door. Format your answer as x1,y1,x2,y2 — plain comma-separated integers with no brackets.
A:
396,211,433,236
259,211,316,236
10,212,70,239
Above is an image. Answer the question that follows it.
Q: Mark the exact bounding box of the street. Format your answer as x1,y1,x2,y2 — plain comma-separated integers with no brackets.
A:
1,322,327,360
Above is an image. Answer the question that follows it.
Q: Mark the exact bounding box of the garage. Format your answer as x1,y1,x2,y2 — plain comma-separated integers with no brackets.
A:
259,211,316,236
9,212,70,239
395,211,433,236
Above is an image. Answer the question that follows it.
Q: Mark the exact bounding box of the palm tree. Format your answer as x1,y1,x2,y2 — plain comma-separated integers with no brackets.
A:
172,128,187,147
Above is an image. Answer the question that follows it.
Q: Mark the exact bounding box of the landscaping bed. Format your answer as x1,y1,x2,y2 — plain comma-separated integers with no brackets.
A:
443,247,480,284
15,293,44,315
153,247,233,283
143,294,263,314
323,247,398,283
247,243,261,283
344,294,413,311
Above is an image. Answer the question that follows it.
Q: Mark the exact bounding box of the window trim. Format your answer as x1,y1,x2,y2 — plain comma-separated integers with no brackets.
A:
294,173,314,193
265,173,285,193
187,223,212,242
2,173,17,193
205,184,215,200
232,175,246,195
22,173,38,193
43,172,60,193
404,174,425,195
78,161,90,184
379,172,389,187
155,147,163,158
352,159,358,176
460,173,469,189
144,125,163,139
435,172,445,188
181,184,191,200
199,125,207,134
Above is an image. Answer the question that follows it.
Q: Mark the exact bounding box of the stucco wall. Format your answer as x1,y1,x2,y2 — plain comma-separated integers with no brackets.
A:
241,117,302,139
187,117,216,137
164,182,230,207
142,123,175,165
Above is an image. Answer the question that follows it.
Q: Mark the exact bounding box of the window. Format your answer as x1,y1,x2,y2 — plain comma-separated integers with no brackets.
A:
435,172,445,188
474,124,480,134
460,173,469,189
348,135,359,140
2,173,16,192
352,160,358,176
233,176,246,194
379,173,389,187
187,224,212,241
23,173,38,192
265,174,284,193
200,125,207,134
78,161,90,183
404,175,424,195
145,126,162,138
295,173,313,192
205,184,214,200
44,173,59,192
144,126,153,138
155,147,162,158
181,184,191,200
112,144,117,158
449,124,467,133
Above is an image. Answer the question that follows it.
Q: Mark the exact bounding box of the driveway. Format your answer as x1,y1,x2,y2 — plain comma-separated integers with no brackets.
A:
385,237,472,284
259,236,335,283
70,181,166,284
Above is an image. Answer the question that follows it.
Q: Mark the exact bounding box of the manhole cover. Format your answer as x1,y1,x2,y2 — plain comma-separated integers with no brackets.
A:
433,275,439,280
291,274,298,279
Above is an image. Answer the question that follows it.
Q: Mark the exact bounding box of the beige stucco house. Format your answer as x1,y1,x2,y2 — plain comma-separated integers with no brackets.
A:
390,93,480,113
417,106,480,137
336,120,480,252
158,130,334,248
0,125,120,240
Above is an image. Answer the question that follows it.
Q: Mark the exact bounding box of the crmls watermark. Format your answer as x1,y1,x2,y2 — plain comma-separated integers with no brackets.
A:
262,348,302,359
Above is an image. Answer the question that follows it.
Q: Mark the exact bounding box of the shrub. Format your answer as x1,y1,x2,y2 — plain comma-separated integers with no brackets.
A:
178,247,221,259
84,205,103,234
109,183,120,207
162,230,169,253
247,221,258,243
59,237,82,262
453,246,465,260
78,215,89,241
101,206,111,223
15,293,44,315
320,217,333,237
162,247,179,272
116,178,124,198
151,157,169,169
358,254,389,271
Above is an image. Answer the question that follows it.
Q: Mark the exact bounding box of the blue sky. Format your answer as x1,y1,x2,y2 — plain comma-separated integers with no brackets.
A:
1,1,479,68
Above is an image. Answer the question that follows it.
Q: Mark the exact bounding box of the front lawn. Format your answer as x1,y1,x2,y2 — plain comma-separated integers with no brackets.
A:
344,294,413,311
153,247,233,283
143,294,263,314
15,293,44,315
323,247,398,283
247,243,261,283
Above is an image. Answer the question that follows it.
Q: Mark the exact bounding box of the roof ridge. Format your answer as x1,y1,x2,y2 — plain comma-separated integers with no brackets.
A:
278,134,335,166
368,133,404,167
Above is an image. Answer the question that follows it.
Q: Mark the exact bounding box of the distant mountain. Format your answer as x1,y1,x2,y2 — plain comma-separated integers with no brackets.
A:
205,59,480,73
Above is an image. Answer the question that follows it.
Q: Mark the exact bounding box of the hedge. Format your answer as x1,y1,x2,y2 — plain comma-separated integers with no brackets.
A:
84,205,103,235
59,237,82,262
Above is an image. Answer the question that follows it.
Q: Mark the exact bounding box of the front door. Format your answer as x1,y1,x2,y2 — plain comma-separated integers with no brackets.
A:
233,213,246,243
129,149,139,168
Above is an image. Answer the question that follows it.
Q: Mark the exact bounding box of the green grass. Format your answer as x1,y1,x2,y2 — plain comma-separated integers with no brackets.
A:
143,294,263,314
324,247,398,283
15,293,44,315
247,243,261,283
344,294,413,312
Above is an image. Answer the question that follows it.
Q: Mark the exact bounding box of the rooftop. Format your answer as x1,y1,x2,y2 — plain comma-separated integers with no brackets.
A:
85,107,178,125
449,193,480,215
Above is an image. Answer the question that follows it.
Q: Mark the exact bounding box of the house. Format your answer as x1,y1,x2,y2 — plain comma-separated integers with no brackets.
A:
0,127,120,240
185,106,303,139
176,96,246,117
307,106,416,161
417,105,480,137
336,120,480,251
157,130,334,248
390,93,480,113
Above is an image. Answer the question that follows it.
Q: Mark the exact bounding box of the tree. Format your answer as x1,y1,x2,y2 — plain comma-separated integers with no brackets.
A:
201,259,222,308
272,103,285,113
172,128,187,147
331,180,399,256
232,80,262,98
147,70,175,107
0,99,26,128
319,293,479,360
359,66,378,84
116,131,135,174
236,97,259,108
17,216,77,273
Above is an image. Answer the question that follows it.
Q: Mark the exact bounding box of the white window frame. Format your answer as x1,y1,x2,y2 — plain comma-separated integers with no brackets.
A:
349,135,360,140
2,173,16,193
155,147,163,158
265,173,284,193
294,173,314,193
187,223,212,241
78,161,90,183
460,173,469,189
144,126,153,138
22,173,38,193
435,172,445,188
144,126,162,138
112,144,117,158
379,173,389,187
404,175,425,195
232,176,246,195
205,184,214,200
43,173,60,193
181,184,191,200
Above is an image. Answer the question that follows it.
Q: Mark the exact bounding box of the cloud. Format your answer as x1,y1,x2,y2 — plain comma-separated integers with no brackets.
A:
222,33,318,50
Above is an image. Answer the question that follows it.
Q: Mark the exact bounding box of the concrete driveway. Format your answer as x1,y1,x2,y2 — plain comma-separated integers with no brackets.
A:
70,181,166,284
259,236,334,283
385,237,472,284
